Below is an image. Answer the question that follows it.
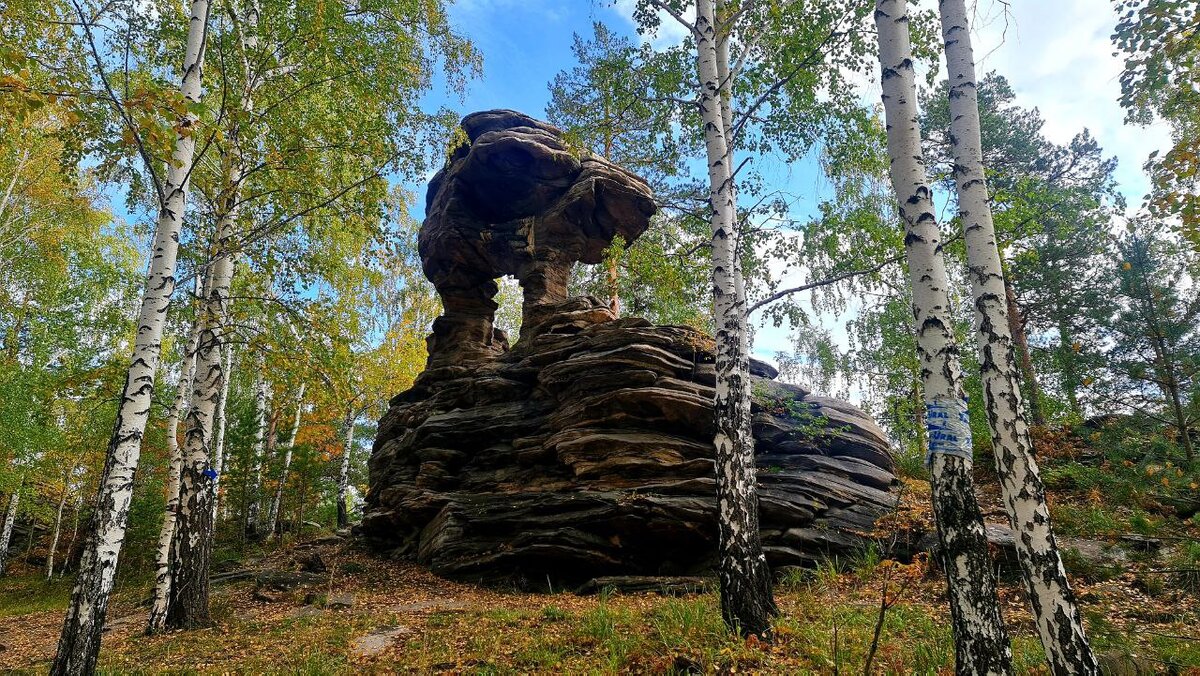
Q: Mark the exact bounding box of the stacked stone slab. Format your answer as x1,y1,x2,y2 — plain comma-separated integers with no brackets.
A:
361,110,898,584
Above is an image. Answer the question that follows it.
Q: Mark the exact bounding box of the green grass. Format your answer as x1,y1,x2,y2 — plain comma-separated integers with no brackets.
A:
0,575,75,618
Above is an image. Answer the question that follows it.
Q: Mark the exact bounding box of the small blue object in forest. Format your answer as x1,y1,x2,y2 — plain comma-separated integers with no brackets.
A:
924,396,973,467
202,467,218,480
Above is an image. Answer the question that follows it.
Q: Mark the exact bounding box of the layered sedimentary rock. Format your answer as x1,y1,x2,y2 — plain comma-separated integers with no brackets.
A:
361,110,898,583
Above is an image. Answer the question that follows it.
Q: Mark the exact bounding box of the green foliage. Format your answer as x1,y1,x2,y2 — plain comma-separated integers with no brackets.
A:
1103,221,1199,459
1113,0,1200,248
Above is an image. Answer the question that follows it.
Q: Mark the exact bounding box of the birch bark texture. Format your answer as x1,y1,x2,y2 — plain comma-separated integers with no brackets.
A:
938,1,1098,672
336,411,356,529
53,2,211,671
211,343,233,522
267,382,306,538
164,204,241,630
147,292,205,634
874,3,1013,672
245,369,269,536
163,3,262,619
47,483,69,579
0,486,20,577
693,0,776,636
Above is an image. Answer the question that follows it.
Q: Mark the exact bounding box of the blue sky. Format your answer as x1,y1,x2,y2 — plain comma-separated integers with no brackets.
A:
406,0,1174,401
95,1,1165,406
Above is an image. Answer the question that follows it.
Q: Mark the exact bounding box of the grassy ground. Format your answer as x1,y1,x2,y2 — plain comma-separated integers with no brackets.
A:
2,531,1197,674
2,424,1198,674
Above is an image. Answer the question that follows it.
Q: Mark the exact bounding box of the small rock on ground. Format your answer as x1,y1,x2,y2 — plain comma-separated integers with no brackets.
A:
351,626,410,657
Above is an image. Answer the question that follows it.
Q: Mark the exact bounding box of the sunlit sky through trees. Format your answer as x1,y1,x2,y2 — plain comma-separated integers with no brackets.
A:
102,0,1176,404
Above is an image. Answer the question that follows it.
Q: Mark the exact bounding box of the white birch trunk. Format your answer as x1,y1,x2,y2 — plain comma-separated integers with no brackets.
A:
47,484,69,580
874,2,1013,671
245,369,269,535
164,171,242,629
694,0,775,636
938,2,1097,672
163,4,266,616
0,487,20,577
336,410,356,529
147,285,205,634
52,3,211,671
266,382,305,537
210,343,233,522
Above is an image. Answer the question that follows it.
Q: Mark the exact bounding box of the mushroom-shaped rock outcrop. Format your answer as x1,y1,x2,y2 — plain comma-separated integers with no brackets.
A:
420,109,656,367
362,111,898,585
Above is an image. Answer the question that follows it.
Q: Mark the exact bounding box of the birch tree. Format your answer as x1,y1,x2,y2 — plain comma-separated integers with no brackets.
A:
53,1,212,671
627,0,882,635
874,2,1012,671
636,0,777,635
163,199,241,629
336,409,358,530
0,482,21,577
938,1,1098,671
46,477,70,579
266,382,306,538
245,369,269,535
211,344,233,520
147,278,206,634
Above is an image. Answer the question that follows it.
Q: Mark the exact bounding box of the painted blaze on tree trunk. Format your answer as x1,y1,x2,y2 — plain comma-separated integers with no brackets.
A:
874,1,1013,673
938,0,1098,673
693,0,775,637
52,2,212,673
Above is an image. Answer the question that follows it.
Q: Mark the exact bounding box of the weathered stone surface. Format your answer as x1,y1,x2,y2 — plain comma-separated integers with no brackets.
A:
576,576,713,595
364,295,898,584
362,110,898,585
351,626,411,657
420,109,656,368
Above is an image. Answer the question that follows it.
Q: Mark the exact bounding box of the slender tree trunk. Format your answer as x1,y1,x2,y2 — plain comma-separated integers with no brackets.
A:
1164,376,1194,461
1057,324,1082,417
939,2,1098,672
47,481,70,580
267,382,305,538
211,343,233,521
22,507,35,556
61,493,82,578
164,185,242,631
336,410,356,529
1005,279,1044,426
875,3,1013,672
245,370,269,537
147,285,206,634
0,485,21,577
692,0,775,637
53,3,211,671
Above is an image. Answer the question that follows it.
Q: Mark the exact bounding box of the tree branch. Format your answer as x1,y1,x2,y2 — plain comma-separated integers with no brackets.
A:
748,252,904,314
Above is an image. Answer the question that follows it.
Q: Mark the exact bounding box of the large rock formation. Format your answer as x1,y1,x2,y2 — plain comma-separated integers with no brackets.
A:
361,110,898,584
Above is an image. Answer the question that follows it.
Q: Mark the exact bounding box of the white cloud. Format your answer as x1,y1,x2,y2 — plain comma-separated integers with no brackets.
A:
611,0,694,48
943,0,1172,206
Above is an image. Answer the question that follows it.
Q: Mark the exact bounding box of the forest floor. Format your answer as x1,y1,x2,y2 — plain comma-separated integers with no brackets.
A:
3,436,1200,673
